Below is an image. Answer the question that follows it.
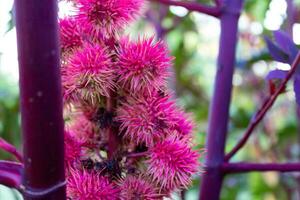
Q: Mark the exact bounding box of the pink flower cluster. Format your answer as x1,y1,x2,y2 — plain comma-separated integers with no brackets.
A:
59,0,202,199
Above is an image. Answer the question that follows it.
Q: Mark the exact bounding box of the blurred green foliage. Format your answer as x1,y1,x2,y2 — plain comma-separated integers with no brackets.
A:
0,75,20,159
244,0,271,22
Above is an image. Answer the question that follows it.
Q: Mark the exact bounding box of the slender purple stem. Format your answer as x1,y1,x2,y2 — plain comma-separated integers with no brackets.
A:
126,151,149,158
286,0,295,37
0,137,23,162
215,0,223,7
225,52,300,161
199,0,243,199
151,0,221,18
15,0,66,199
0,161,23,189
145,10,167,39
222,162,300,173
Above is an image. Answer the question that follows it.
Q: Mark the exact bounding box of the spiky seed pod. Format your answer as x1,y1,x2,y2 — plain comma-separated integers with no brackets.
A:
171,110,195,138
147,137,200,191
68,114,99,141
62,44,115,104
67,169,119,200
116,92,176,146
117,37,172,94
76,0,143,36
119,176,161,200
60,0,202,197
59,17,83,56
64,131,84,166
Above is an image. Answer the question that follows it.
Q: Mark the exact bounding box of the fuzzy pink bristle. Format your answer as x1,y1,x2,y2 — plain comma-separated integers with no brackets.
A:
117,37,172,94
67,169,119,199
117,92,177,146
59,17,83,56
119,176,160,200
147,137,200,190
62,44,115,104
76,0,143,36
64,131,84,166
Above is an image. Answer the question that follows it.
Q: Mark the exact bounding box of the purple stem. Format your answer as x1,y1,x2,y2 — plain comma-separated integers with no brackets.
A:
0,161,23,189
0,137,23,162
215,0,223,7
286,0,295,37
106,35,121,159
15,0,66,199
199,0,243,199
152,0,221,18
145,10,166,39
126,151,149,158
222,162,300,173
225,52,300,161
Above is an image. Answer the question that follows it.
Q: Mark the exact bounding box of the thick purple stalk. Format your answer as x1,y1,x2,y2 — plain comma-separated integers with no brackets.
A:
15,1,66,199
199,0,243,199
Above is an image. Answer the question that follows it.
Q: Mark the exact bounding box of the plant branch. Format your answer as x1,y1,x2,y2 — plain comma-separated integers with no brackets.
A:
225,51,300,161
0,137,23,162
222,162,300,173
107,95,120,159
199,1,243,199
126,151,149,158
0,161,23,188
107,36,121,159
151,0,221,18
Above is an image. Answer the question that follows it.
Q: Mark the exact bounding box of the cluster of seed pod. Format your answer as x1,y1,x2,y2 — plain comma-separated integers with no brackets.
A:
59,0,202,199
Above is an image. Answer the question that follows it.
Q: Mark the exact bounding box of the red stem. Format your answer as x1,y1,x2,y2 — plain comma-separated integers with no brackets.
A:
152,0,221,18
15,0,66,199
199,0,243,199
225,51,300,161
0,137,23,162
107,95,120,158
107,36,121,159
222,162,300,173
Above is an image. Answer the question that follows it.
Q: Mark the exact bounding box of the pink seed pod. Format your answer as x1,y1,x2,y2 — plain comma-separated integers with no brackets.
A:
62,44,115,105
147,137,200,191
59,17,83,56
116,92,177,146
119,176,161,200
171,109,195,138
67,114,99,142
67,169,119,200
76,0,143,36
117,37,173,94
64,131,84,166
